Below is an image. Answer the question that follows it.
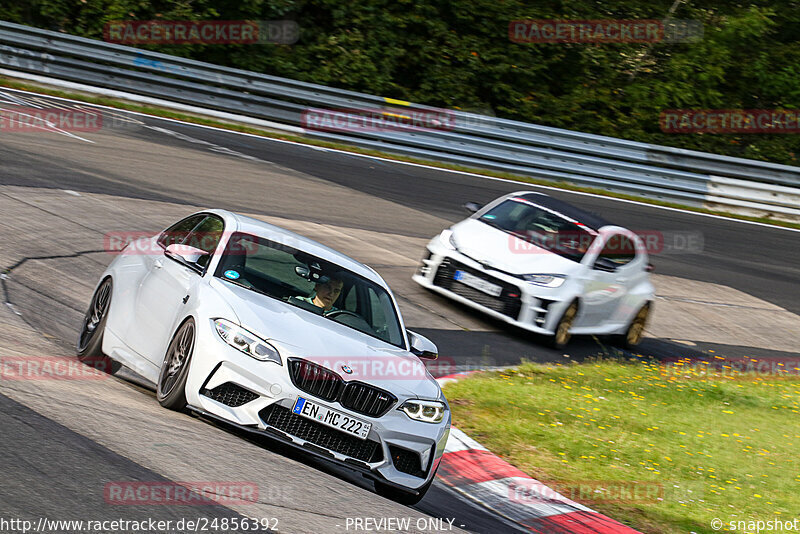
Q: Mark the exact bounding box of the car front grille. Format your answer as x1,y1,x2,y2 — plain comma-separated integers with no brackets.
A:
389,446,425,478
201,382,259,407
341,382,397,418
433,258,522,319
288,358,343,402
288,358,396,418
417,250,433,276
534,298,556,327
259,403,383,463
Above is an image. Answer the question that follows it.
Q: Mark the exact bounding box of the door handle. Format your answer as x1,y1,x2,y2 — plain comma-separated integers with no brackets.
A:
615,277,627,283
154,259,163,269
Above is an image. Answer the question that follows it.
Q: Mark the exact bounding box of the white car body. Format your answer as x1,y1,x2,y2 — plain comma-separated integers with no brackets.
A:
413,191,655,343
81,209,449,501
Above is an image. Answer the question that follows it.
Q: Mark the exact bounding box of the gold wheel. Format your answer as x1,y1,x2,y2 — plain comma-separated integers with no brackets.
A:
625,304,650,347
553,302,578,348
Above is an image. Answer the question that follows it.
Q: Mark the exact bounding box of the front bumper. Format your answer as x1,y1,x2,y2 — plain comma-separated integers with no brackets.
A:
412,247,574,336
184,319,449,492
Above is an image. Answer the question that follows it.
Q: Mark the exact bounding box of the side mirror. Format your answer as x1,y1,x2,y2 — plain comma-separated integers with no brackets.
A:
463,201,483,214
407,330,438,360
593,257,618,272
165,243,209,265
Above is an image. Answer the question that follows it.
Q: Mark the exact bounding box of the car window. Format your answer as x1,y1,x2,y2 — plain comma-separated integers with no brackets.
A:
597,234,637,267
367,287,390,329
343,284,358,310
232,236,312,291
479,199,596,262
157,214,206,249
182,215,225,269
214,233,404,348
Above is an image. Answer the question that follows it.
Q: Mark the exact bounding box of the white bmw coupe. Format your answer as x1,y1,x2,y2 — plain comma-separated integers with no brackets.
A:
413,191,655,349
77,210,449,504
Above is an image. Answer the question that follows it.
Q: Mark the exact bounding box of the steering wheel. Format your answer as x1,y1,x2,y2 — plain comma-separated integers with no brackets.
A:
324,309,375,332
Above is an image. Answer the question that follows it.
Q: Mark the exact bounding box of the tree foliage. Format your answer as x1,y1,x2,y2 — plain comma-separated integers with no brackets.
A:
2,0,798,164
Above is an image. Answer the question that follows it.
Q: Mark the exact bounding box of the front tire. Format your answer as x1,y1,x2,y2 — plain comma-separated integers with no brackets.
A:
616,303,651,349
549,301,578,349
76,277,120,374
157,318,195,410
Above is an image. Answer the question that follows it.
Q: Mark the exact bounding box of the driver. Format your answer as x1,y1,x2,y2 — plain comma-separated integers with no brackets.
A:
297,277,343,312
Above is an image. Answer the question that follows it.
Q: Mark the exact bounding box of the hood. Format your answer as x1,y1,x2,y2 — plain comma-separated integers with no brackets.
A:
209,279,442,401
450,218,582,275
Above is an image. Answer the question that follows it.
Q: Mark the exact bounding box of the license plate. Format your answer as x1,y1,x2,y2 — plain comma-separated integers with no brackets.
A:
292,397,371,440
453,270,503,297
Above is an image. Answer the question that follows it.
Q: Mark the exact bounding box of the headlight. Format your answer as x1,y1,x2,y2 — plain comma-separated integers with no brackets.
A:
400,399,447,423
440,229,458,250
522,274,566,288
213,319,281,365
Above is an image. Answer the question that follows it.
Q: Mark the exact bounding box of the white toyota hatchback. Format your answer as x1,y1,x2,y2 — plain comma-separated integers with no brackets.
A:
413,192,655,348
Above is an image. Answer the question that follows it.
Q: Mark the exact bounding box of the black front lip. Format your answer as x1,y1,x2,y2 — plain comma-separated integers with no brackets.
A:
186,407,429,495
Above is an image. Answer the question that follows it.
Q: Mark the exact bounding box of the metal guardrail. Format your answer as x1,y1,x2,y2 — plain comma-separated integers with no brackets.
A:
1,20,798,221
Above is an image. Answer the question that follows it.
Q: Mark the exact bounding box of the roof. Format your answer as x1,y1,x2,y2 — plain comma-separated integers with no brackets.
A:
205,209,385,285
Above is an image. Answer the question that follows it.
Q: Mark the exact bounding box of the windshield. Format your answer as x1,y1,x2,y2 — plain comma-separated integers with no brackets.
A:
479,198,597,262
214,233,405,348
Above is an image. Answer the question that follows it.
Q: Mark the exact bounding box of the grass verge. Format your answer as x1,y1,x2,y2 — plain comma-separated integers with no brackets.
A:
1,75,799,231
443,358,800,534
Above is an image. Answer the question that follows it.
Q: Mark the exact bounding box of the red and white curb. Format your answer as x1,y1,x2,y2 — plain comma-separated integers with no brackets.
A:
436,374,641,533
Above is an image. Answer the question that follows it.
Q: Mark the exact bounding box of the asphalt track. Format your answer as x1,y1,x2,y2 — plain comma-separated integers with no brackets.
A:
0,87,798,533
